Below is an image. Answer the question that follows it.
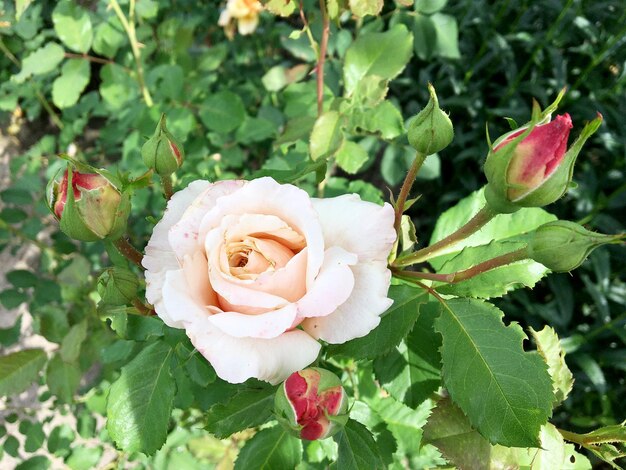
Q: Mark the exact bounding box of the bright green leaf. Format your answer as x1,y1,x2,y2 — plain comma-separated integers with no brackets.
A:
310,111,344,161
431,13,460,59
530,326,574,406
335,140,369,174
435,298,554,447
415,0,447,14
344,24,413,94
60,320,88,363
12,43,65,83
107,340,175,455
46,354,81,403
0,349,46,396
349,0,384,17
92,19,126,58
52,1,93,53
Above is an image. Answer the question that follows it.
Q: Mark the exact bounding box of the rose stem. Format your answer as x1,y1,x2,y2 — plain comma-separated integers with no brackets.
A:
132,298,154,316
161,174,173,201
393,204,498,267
108,0,154,107
113,237,144,268
316,0,330,117
394,150,427,233
392,247,529,284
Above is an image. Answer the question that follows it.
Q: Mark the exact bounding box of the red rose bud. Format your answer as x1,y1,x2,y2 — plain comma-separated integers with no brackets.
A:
528,220,625,272
47,165,130,242
141,114,184,176
275,368,348,441
484,111,603,213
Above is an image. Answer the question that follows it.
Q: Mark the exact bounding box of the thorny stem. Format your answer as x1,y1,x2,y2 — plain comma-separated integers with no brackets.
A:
394,204,497,267
316,0,330,117
132,298,154,316
113,237,144,268
109,0,154,107
161,174,174,201
394,151,426,233
392,248,529,284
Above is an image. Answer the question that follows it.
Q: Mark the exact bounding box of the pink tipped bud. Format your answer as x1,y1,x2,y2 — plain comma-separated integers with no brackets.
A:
275,368,348,441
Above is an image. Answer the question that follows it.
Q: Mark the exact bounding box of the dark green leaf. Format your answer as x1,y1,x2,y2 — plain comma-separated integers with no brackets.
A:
206,386,276,438
333,420,384,470
435,298,554,447
199,91,246,133
0,349,46,396
234,425,302,470
0,315,22,346
328,284,428,360
107,340,175,455
15,456,50,470
6,269,38,288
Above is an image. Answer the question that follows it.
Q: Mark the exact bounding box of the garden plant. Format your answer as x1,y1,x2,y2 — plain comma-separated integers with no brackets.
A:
0,0,625,468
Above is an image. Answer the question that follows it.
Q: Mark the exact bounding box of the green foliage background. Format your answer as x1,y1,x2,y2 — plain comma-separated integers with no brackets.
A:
0,0,624,468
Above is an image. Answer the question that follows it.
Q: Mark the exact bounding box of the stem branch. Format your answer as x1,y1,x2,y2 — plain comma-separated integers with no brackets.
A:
392,248,529,284
394,204,497,267
394,151,426,233
161,175,173,200
113,237,144,268
316,0,330,117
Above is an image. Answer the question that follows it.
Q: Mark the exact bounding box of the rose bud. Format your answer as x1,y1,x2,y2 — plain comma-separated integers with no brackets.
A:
407,83,454,155
141,114,184,177
275,368,349,441
97,267,139,306
484,111,603,213
528,220,625,272
47,165,130,242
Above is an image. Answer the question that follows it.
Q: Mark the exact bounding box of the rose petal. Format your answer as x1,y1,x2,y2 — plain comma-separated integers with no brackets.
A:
161,269,210,328
296,247,357,319
169,180,245,261
312,195,396,263
182,251,217,307
207,302,298,339
187,318,321,384
199,177,325,290
302,261,392,343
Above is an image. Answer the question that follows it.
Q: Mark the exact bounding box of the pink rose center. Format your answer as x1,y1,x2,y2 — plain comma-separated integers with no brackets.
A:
285,370,344,440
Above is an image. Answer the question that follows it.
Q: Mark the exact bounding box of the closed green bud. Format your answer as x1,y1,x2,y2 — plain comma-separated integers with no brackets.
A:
275,367,349,441
407,83,454,155
97,267,139,306
47,165,130,242
528,220,624,272
141,114,184,176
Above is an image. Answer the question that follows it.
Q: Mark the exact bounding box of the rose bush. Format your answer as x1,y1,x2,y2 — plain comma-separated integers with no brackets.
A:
142,177,396,384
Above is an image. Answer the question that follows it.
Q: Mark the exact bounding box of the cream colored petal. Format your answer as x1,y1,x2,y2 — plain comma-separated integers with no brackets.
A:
312,195,396,263
302,261,392,343
207,303,298,339
187,318,320,385
161,269,209,328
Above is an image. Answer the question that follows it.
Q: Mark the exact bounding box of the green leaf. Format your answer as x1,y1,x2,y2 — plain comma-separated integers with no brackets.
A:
250,159,327,185
0,288,28,309
0,315,22,346
52,0,93,53
412,14,437,61
435,298,554,447
333,420,385,470
348,0,384,17
107,340,175,455
15,456,50,470
52,59,90,108
429,188,556,298
310,111,344,161
99,63,138,110
0,349,46,396
530,326,574,406
335,140,370,174
104,310,164,341
344,24,413,94
235,117,277,144
47,424,75,457
66,445,103,470
24,422,45,452
234,425,302,470
60,320,88,363
199,91,246,134
206,386,275,438
374,301,442,407
350,101,405,140
12,43,65,83
328,284,428,360
431,13,460,59
46,354,81,403
6,269,38,288
368,395,432,454
92,19,126,58
423,398,591,469
15,0,34,20
264,0,297,16
415,0,447,14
